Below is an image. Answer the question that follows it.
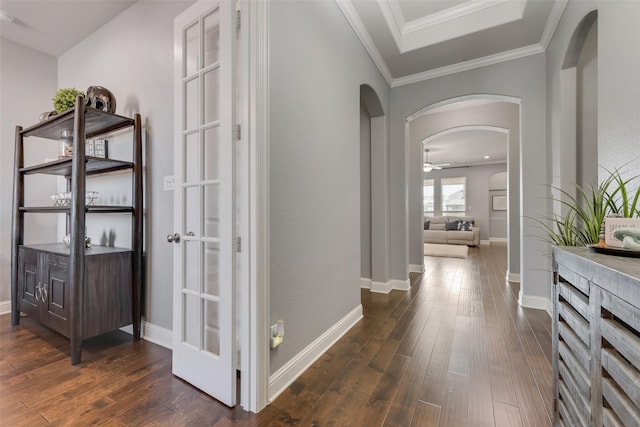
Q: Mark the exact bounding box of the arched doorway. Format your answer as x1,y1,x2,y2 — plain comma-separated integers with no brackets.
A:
360,85,398,292
406,95,521,284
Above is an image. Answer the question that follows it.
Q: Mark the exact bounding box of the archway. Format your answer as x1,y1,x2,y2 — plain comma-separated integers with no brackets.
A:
406,95,521,284
360,85,397,293
555,10,598,216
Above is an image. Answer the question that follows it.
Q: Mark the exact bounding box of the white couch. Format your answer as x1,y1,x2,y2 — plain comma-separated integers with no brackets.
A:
423,216,480,246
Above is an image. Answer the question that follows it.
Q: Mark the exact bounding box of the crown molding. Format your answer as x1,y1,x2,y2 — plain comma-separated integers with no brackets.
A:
380,0,526,54
392,43,544,88
540,0,568,49
336,0,394,87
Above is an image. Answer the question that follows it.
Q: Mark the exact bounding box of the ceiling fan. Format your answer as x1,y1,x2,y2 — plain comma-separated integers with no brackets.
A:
423,149,450,172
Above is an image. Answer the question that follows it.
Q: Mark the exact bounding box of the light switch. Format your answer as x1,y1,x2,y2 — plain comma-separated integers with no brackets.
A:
163,175,175,191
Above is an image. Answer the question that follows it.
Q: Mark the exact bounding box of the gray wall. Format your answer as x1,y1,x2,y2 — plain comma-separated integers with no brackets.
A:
360,102,372,280
0,39,58,303
577,22,598,189
56,1,193,329
489,172,508,240
390,53,548,303
422,163,507,242
547,1,640,187
268,0,389,374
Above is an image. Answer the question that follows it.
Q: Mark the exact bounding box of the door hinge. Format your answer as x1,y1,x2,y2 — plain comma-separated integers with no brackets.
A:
236,236,242,253
236,10,241,32
235,124,241,141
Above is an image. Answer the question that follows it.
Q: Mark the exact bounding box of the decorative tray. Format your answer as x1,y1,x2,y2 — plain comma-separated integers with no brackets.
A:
587,244,640,258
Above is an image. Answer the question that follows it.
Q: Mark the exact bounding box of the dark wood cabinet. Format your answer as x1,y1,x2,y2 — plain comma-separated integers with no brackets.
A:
553,247,640,427
10,97,143,365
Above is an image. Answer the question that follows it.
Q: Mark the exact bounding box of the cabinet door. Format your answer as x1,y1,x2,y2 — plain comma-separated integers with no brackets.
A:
18,248,39,317
40,254,70,336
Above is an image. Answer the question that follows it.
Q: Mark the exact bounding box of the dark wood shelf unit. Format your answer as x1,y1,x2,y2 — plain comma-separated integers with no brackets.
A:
20,157,133,176
10,96,143,365
20,206,134,213
20,106,134,140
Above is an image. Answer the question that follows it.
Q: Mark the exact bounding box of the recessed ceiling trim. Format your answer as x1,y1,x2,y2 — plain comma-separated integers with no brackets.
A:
336,0,394,86
380,0,527,54
393,43,544,88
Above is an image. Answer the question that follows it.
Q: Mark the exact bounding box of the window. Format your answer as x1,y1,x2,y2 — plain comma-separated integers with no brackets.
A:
423,179,434,217
441,177,466,216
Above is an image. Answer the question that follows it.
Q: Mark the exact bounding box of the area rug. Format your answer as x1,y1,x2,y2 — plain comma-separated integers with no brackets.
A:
424,243,468,258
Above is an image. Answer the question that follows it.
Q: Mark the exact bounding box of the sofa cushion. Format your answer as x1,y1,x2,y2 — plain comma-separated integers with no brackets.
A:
446,220,460,231
457,220,474,231
430,223,446,231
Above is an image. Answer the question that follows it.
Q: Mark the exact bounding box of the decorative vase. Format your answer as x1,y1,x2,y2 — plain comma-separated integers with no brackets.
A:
58,130,73,158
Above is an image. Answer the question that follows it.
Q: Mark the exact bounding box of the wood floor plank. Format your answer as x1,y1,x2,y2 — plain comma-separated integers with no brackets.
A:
494,401,524,427
0,245,552,426
438,371,468,427
411,401,441,427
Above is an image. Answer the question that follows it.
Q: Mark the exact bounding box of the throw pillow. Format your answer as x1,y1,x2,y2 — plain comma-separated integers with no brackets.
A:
446,220,460,231
424,221,430,230
457,220,474,231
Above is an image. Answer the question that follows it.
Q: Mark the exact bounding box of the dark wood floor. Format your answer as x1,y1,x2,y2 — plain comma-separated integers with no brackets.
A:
0,244,552,426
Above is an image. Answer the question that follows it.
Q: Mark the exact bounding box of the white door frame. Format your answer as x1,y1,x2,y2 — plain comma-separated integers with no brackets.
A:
238,0,269,412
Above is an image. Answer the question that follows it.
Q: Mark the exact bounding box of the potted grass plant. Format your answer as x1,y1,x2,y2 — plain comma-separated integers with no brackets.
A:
536,168,640,247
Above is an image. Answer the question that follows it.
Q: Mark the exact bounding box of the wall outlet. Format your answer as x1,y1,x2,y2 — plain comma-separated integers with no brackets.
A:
270,321,284,349
163,175,175,191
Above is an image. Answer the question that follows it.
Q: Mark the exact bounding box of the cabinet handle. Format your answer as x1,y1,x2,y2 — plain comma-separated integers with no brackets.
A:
35,283,42,301
42,287,48,303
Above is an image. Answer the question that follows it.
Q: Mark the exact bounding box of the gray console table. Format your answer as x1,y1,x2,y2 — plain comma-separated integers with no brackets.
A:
553,246,640,426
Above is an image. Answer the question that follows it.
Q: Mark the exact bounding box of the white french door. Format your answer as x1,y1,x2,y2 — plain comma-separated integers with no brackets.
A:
172,0,236,407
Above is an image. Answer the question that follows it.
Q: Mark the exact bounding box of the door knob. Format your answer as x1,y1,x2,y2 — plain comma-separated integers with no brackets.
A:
167,233,181,243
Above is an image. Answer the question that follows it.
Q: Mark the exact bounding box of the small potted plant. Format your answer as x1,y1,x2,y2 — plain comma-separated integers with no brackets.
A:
52,87,84,113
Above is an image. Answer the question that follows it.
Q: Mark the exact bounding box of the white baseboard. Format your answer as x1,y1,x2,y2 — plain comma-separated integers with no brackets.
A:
120,321,173,350
0,300,11,315
480,240,490,245
390,278,410,291
360,278,371,289
409,264,424,273
268,304,363,402
506,271,520,283
489,238,507,244
3,297,173,350
371,280,392,293
518,293,552,315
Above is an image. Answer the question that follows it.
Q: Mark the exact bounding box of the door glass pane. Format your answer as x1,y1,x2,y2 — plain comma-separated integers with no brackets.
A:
204,9,220,67
204,127,219,181
204,68,220,124
204,300,220,356
184,240,201,292
185,133,200,184
185,186,201,237
204,184,219,238
184,22,199,77
185,77,199,131
204,242,219,296
184,293,200,347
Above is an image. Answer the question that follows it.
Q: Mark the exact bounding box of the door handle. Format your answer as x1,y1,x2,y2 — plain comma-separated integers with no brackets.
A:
167,233,181,243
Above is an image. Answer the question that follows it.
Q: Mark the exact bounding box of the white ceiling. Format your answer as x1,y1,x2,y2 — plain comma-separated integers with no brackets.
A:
1,0,564,167
0,0,136,57
340,0,566,87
